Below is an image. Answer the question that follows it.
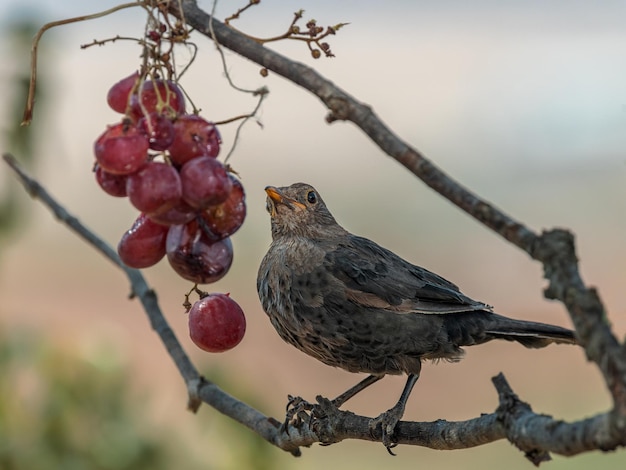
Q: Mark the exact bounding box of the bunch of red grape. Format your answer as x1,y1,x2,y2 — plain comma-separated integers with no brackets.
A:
93,72,247,351
94,72,245,281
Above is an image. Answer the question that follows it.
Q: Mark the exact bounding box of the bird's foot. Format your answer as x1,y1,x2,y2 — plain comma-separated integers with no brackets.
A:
282,395,316,432
369,402,406,455
282,394,341,439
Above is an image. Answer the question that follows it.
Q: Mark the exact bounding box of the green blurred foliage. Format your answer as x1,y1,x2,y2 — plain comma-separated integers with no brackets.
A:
0,324,286,470
0,327,171,470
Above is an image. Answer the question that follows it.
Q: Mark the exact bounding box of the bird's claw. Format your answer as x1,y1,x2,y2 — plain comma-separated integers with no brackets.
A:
282,395,316,433
369,403,405,455
282,394,340,437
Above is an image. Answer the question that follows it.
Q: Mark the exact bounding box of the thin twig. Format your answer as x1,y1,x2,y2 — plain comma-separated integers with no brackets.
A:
80,35,146,49
22,1,142,125
224,0,259,25
206,0,268,161
209,0,259,95
223,87,267,163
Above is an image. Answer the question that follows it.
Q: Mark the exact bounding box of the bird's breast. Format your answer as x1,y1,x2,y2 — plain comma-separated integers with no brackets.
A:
257,237,341,350
258,237,325,320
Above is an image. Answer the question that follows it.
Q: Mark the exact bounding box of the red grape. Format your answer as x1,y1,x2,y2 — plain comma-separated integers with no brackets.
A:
148,200,196,226
188,293,246,352
130,79,185,120
139,112,175,151
94,122,149,175
166,221,233,283
95,164,128,197
118,214,169,268
180,156,232,209
126,161,182,215
199,176,246,238
168,115,221,165
107,72,139,114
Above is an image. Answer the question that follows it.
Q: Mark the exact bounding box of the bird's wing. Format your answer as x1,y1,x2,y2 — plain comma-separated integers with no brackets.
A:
325,235,492,314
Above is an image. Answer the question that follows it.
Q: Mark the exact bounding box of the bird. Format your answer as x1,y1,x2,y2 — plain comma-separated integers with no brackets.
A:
257,182,577,451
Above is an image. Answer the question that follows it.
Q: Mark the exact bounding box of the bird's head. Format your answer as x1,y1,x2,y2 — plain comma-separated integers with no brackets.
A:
264,183,344,240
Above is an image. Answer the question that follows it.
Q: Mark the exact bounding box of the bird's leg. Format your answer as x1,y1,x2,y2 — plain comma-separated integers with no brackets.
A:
369,373,420,454
332,374,384,408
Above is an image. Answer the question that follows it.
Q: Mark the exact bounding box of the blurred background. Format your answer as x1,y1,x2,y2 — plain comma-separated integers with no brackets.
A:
1,0,625,468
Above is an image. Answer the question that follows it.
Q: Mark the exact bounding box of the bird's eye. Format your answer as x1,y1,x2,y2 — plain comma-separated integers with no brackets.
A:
307,191,317,204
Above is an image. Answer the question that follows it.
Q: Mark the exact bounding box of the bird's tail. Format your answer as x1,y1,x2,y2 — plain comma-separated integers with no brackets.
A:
442,312,578,349
484,313,577,348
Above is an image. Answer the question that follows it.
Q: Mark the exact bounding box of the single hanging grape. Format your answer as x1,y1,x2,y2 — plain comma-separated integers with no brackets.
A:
188,293,246,352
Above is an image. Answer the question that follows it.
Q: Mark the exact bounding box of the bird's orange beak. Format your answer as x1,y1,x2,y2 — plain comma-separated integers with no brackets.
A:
265,186,306,210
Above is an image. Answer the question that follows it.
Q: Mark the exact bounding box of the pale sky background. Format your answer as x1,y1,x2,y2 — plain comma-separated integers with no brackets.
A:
1,1,625,469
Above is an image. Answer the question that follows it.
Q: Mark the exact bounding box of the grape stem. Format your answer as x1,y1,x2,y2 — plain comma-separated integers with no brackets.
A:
207,0,268,163
21,1,144,126
80,35,148,50
183,283,207,312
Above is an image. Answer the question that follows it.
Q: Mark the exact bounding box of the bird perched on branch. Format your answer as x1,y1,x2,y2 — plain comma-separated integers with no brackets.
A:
257,182,577,451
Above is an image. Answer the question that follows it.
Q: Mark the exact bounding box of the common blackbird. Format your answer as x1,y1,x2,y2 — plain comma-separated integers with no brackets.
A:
257,182,577,450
